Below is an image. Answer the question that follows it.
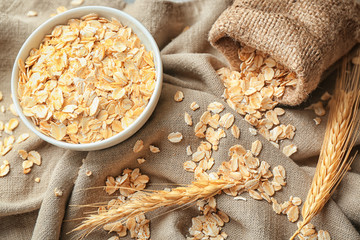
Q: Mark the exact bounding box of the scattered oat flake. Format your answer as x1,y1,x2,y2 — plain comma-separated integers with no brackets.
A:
292,197,302,206
183,161,197,172
71,0,84,6
249,128,257,136
207,102,224,114
282,144,297,157
200,111,211,124
18,150,28,160
86,170,92,176
1,145,12,156
272,199,282,214
313,117,321,125
0,106,5,113
4,122,12,135
174,91,184,102
234,196,247,201
28,150,41,165
168,132,183,143
54,188,63,197
22,160,33,169
318,230,331,240
35,177,40,183
217,210,229,223
0,91,2,101
27,10,38,17
298,223,316,237
231,124,240,139
274,107,285,116
192,151,205,162
184,112,193,126
149,145,160,153
133,140,144,153
287,205,299,222
137,158,146,164
273,165,286,179
262,181,274,197
306,101,326,116
219,113,234,129
16,133,30,143
4,135,15,146
8,118,19,131
251,140,262,156
265,110,279,125
0,160,10,177
207,158,214,170
208,114,220,128
9,104,18,116
186,145,192,155
190,102,200,111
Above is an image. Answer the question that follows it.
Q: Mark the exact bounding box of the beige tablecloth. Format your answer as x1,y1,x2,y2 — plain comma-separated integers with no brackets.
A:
0,0,359,239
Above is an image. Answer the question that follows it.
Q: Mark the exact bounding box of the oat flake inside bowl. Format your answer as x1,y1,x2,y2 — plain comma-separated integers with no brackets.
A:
16,13,157,145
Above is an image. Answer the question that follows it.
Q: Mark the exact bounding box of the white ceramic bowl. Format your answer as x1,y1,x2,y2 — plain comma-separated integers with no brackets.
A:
11,6,163,151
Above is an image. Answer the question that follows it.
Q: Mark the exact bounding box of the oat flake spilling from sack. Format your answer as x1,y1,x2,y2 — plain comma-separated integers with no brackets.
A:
209,0,360,106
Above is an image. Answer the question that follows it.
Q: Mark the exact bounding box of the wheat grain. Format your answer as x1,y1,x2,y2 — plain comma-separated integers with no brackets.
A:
72,179,232,237
290,57,360,240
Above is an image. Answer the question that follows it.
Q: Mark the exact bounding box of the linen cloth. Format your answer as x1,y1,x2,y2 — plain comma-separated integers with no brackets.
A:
0,0,359,239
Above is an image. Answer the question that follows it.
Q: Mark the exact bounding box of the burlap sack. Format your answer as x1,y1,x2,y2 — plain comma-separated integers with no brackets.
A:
208,0,360,106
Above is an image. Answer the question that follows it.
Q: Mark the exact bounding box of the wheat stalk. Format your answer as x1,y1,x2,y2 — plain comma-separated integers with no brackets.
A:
290,57,360,240
71,179,235,238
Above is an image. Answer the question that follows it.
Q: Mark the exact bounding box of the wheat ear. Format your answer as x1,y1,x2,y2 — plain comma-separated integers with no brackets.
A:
290,57,360,240
71,179,235,238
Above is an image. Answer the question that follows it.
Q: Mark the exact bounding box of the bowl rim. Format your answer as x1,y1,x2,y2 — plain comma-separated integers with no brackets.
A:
11,6,163,151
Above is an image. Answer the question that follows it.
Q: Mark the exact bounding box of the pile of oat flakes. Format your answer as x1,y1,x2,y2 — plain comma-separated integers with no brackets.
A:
217,46,330,156
18,13,156,144
217,46,297,149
